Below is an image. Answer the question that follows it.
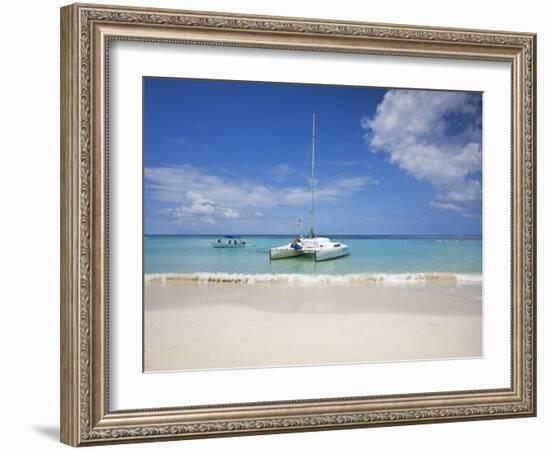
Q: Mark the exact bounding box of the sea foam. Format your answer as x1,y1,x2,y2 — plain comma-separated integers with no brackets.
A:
144,272,482,285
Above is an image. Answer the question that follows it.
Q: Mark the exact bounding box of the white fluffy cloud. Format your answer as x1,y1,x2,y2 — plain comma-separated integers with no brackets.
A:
362,89,482,216
282,176,378,205
162,191,240,224
267,163,295,182
145,165,276,209
145,165,376,224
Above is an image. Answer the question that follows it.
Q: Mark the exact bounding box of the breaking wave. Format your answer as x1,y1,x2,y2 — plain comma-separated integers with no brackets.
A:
145,272,482,285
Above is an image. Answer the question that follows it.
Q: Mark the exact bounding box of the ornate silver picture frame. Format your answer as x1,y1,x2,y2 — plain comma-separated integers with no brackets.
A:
60,3,536,446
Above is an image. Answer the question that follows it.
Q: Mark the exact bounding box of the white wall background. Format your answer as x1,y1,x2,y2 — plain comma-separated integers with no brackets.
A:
0,0,545,449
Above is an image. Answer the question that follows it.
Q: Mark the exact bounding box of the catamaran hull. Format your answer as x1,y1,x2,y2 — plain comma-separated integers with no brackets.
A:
269,246,303,260
314,246,350,262
270,245,349,261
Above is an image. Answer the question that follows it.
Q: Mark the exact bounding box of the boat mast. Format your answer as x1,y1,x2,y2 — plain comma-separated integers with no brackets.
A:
310,113,316,236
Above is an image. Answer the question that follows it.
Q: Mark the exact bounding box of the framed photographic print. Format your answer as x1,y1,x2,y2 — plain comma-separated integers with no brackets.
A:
60,3,537,446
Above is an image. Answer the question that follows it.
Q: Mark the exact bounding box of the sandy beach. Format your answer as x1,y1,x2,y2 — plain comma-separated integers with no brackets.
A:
144,281,482,371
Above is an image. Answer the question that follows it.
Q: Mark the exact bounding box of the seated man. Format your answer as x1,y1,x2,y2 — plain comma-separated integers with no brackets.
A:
291,238,302,250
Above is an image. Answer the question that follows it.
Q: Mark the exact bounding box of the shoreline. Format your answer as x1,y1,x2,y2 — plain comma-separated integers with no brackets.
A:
145,271,483,285
144,281,482,372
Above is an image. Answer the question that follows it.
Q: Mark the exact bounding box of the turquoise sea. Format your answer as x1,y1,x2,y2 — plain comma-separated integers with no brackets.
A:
144,235,482,283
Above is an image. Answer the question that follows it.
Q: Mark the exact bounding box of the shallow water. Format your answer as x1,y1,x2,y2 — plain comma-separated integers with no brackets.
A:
144,235,482,278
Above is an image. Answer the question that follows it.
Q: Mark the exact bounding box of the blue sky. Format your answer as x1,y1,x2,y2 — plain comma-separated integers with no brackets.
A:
144,77,482,235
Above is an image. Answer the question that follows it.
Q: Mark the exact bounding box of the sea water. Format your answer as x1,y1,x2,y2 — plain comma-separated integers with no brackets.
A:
144,235,482,284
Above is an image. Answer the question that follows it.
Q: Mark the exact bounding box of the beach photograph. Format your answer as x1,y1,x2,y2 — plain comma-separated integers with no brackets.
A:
143,77,483,372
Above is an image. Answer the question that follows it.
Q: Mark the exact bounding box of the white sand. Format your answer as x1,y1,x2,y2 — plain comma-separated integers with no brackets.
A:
144,282,482,371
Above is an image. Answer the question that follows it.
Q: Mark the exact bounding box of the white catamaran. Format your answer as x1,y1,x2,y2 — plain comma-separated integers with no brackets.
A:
269,114,350,262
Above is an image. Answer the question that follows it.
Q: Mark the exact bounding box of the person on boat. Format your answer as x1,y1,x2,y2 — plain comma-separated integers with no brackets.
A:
291,238,302,250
